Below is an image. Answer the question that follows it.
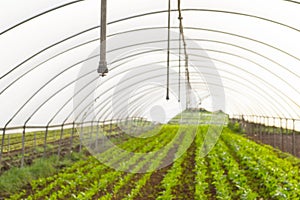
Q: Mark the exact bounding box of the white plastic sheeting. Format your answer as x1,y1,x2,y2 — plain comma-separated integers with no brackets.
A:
0,0,300,128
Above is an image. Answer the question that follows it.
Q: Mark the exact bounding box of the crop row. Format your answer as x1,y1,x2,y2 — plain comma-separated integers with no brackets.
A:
8,126,300,199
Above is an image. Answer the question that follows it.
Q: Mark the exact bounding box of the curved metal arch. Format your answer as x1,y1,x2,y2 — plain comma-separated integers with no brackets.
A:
110,26,300,63
92,76,280,122
4,54,99,128
72,65,277,123
94,88,163,122
0,24,298,104
187,48,300,111
1,0,298,37
95,82,190,121
181,9,300,32
108,47,300,116
108,8,300,33
39,68,97,126
25,48,292,126
90,79,272,123
187,53,300,117
90,80,275,123
22,35,300,119
2,6,300,82
11,42,296,128
0,25,98,80
75,60,283,122
0,0,85,35
188,38,300,80
0,37,99,96
283,0,300,4
3,27,298,125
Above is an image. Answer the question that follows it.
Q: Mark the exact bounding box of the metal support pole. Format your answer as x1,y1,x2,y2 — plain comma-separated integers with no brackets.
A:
280,118,284,151
79,122,83,152
273,117,276,147
262,116,265,143
259,116,262,142
57,124,64,158
96,122,99,149
70,122,75,153
102,121,105,146
7,134,10,154
21,126,26,167
43,126,49,157
90,121,94,148
267,117,270,145
34,132,37,153
110,119,113,133
98,0,108,76
0,129,6,168
292,119,296,155
285,118,289,153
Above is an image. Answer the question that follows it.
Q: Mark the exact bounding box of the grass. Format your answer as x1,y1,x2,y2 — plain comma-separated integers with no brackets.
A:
0,151,87,196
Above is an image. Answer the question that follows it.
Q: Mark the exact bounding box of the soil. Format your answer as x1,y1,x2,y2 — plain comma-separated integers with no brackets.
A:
172,141,197,200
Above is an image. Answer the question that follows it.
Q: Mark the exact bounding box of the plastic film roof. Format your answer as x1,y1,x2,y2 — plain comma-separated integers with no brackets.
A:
0,0,300,128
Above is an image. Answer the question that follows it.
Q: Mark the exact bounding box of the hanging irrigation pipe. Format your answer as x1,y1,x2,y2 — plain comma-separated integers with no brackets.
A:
98,0,108,76
177,0,191,109
166,0,171,100
178,27,181,102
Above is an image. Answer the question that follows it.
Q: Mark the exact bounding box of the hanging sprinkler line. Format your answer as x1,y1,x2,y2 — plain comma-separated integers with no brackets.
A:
178,0,191,109
178,25,181,103
166,0,171,100
98,0,108,76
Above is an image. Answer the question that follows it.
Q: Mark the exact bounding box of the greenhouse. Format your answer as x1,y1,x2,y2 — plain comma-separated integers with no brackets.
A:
0,0,300,199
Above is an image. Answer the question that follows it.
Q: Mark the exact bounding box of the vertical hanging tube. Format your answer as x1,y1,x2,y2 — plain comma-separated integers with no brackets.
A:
166,0,171,100
98,0,108,76
178,25,181,102
177,0,190,109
